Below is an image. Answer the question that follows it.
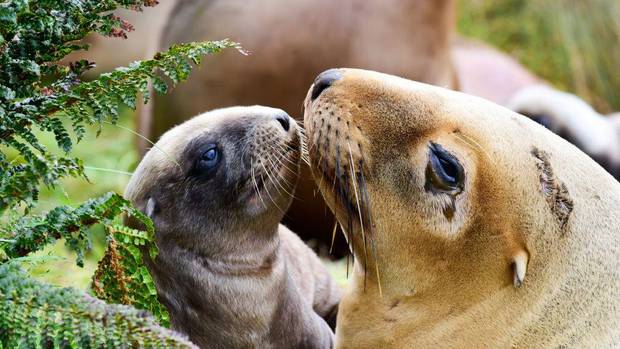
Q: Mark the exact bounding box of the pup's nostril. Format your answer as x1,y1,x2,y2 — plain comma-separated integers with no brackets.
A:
311,69,342,101
275,114,290,132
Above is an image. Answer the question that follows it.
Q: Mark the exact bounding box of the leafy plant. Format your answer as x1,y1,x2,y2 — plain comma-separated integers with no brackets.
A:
91,221,170,326
0,0,240,346
0,261,197,348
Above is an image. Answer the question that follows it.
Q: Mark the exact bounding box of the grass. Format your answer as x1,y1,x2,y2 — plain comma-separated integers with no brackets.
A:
458,0,620,112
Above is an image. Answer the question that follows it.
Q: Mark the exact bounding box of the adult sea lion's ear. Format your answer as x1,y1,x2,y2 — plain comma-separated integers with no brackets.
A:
511,250,529,288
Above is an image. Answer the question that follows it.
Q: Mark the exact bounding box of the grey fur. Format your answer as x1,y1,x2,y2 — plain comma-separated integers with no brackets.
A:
125,106,340,349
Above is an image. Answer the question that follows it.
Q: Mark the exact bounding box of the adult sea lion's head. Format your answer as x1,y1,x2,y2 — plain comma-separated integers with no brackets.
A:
303,69,620,347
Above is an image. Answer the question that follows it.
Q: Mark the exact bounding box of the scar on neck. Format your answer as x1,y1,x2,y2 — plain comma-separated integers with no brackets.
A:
531,147,573,233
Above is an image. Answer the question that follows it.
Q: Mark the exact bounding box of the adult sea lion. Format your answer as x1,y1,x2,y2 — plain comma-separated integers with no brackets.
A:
304,68,620,348
124,106,340,348
143,0,458,256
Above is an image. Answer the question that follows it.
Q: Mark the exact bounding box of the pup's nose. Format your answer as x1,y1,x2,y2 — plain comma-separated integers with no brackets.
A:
311,69,342,101
275,113,290,132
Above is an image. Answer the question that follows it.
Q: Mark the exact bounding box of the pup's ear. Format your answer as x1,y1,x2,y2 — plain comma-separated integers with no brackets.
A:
146,197,158,219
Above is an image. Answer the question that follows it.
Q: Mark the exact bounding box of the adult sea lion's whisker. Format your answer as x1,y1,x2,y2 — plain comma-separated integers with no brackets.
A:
316,140,328,173
348,142,368,286
359,164,382,296
336,146,355,262
329,220,339,255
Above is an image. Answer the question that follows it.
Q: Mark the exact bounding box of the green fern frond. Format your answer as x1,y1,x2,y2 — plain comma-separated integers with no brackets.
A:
0,262,197,348
0,192,144,265
0,39,239,212
92,223,169,326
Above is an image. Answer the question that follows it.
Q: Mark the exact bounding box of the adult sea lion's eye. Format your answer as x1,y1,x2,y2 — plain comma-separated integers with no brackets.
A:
426,142,464,192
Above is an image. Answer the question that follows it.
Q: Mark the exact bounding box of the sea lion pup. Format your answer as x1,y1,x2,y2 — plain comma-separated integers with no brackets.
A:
508,84,620,180
124,106,340,348
304,69,620,348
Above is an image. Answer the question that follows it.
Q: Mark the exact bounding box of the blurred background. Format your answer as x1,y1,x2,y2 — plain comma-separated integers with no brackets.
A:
29,0,620,289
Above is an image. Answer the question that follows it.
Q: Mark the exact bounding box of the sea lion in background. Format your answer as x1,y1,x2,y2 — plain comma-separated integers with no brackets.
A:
124,106,340,348
508,84,620,180
452,38,541,105
609,112,620,133
304,68,620,348
143,0,458,257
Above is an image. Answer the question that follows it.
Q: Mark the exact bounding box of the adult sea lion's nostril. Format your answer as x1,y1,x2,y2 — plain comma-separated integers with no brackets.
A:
311,69,342,101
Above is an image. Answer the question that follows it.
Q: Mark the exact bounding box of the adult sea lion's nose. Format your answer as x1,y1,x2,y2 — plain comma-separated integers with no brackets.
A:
311,69,342,101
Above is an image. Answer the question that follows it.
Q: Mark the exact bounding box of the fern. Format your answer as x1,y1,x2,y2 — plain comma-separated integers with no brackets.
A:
0,262,197,348
92,224,169,326
0,192,169,325
0,0,241,346
0,39,239,211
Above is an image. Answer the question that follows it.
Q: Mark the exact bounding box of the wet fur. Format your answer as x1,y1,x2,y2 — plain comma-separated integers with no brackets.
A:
304,69,620,348
125,106,339,348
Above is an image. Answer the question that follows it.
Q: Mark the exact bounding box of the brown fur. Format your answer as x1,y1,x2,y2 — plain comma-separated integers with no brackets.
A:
125,106,340,348
142,0,457,256
304,69,620,348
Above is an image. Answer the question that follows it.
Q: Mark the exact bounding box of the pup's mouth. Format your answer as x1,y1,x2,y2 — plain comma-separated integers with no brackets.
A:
245,125,302,211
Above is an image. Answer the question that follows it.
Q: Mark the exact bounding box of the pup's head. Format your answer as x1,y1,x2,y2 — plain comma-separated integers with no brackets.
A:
125,106,300,251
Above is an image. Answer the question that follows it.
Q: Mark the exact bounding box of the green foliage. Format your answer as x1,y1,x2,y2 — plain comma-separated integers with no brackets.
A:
458,0,620,112
0,0,158,212
0,191,169,324
0,36,238,211
92,223,170,326
0,261,197,348
0,0,240,346
1,192,142,265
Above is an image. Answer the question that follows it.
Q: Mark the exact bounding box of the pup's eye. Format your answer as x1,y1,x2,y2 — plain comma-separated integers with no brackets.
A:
426,142,464,192
202,147,218,163
196,144,221,172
